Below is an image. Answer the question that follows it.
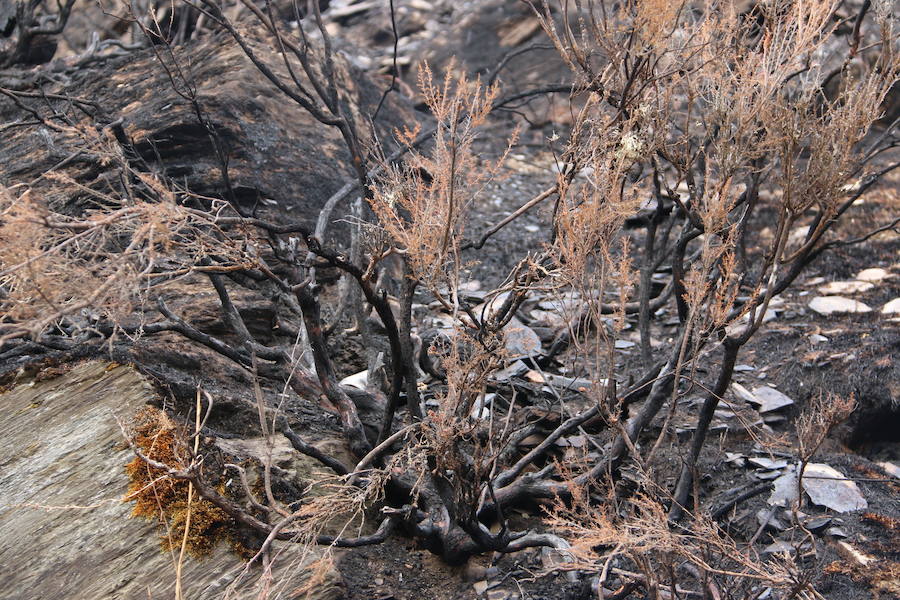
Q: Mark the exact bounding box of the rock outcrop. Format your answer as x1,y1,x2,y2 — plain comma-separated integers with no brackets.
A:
0,26,416,227
0,361,344,599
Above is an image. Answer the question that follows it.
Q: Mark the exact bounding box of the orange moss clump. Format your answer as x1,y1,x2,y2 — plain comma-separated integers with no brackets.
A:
123,407,237,557
124,408,184,518
162,493,236,557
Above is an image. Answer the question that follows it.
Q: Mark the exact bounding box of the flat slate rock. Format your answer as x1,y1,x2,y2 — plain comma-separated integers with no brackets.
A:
749,457,789,470
881,298,900,314
801,463,868,513
817,280,875,294
503,317,542,359
855,267,892,281
752,386,795,413
876,461,900,479
733,383,794,412
808,296,872,315
769,468,799,507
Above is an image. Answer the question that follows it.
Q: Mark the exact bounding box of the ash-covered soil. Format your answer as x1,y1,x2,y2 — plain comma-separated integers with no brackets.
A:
0,1,897,599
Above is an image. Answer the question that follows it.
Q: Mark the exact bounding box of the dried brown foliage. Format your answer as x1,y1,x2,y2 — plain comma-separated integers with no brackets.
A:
546,488,811,598
2,0,898,597
0,138,251,339
370,63,516,292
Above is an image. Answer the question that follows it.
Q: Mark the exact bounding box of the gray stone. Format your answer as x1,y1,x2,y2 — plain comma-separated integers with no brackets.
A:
881,298,900,314
855,267,891,282
805,516,832,534
487,587,517,600
749,457,789,470
0,362,343,600
817,280,875,295
540,546,573,570
757,509,788,531
738,386,794,413
725,452,747,466
876,461,900,479
541,373,599,393
493,360,529,381
528,309,565,327
768,468,800,508
731,382,758,405
503,318,543,359
763,540,795,555
340,369,369,389
808,296,872,315
801,463,867,512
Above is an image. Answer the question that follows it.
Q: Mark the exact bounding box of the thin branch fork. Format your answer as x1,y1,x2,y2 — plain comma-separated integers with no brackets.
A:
346,423,418,486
